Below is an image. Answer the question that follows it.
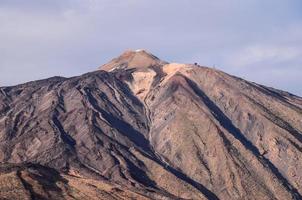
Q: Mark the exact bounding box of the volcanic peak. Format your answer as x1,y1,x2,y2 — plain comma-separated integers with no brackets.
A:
100,49,168,72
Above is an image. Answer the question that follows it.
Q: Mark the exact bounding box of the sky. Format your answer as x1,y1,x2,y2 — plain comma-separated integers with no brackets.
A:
0,0,301,96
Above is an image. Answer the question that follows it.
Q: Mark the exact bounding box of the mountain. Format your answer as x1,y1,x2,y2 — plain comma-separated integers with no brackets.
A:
0,50,302,200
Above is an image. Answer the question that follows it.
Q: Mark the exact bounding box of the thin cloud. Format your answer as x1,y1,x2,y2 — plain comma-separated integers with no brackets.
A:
226,45,302,67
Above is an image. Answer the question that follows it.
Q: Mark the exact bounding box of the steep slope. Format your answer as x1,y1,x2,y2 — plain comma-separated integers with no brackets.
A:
144,66,302,199
0,70,206,199
0,50,301,199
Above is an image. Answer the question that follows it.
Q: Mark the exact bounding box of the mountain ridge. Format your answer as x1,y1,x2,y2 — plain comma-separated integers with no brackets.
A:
0,50,301,199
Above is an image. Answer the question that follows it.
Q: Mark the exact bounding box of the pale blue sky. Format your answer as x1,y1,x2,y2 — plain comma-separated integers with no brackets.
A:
0,0,301,95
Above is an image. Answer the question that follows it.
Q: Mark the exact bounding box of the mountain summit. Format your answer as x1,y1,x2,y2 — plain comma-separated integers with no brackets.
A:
0,50,302,199
100,49,168,71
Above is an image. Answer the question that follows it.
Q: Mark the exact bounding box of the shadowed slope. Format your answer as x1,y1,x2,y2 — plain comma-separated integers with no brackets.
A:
0,50,301,199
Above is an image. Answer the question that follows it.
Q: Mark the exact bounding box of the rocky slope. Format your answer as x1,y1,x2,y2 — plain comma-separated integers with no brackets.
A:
0,50,301,200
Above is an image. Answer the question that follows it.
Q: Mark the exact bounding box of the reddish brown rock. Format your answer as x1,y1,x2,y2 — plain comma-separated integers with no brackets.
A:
0,50,301,199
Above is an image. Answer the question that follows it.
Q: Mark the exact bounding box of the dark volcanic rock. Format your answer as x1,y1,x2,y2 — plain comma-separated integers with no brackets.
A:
0,50,301,200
